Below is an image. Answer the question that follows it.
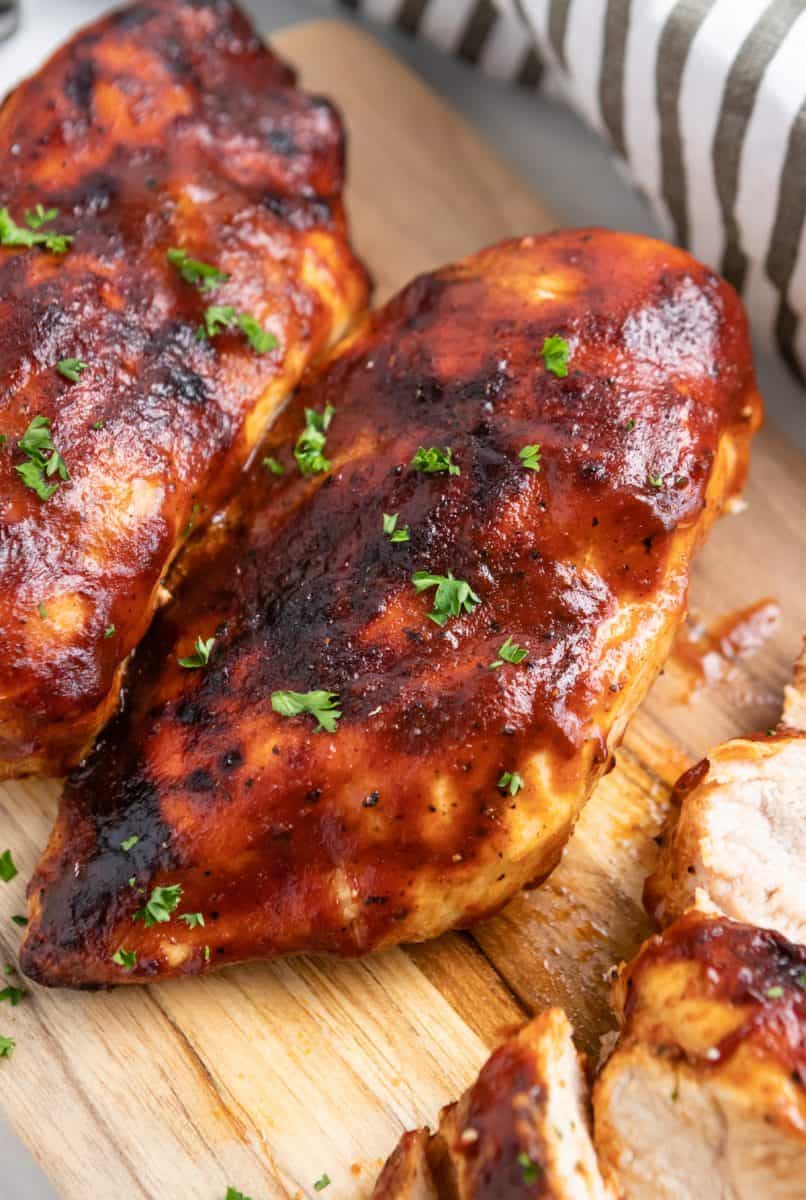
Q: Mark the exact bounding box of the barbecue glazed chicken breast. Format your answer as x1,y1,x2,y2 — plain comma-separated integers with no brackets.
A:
372,1009,612,1199
20,229,761,987
645,639,806,943
594,911,806,1200
0,0,368,778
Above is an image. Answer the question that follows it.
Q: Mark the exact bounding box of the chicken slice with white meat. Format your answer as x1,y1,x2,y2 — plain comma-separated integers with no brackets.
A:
644,637,806,943
372,1008,612,1199
594,910,806,1200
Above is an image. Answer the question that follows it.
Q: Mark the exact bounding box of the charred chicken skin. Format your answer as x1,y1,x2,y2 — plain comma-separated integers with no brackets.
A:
644,638,806,943
372,1009,611,1199
594,911,806,1199
20,229,761,987
0,0,368,777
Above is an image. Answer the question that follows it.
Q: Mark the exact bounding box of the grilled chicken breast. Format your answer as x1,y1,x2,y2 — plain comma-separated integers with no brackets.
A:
645,640,806,942
594,911,806,1199
20,229,761,987
0,0,368,778
372,1009,611,1199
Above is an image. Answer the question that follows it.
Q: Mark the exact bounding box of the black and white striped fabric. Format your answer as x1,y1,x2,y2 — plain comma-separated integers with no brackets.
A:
336,0,806,383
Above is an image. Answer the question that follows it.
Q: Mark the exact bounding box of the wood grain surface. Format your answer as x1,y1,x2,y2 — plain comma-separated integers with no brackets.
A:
0,19,803,1200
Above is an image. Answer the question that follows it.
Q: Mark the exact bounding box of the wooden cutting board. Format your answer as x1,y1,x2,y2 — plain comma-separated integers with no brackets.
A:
1,19,804,1200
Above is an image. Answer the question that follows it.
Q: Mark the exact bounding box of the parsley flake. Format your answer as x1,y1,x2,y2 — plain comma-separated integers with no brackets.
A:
0,852,18,883
0,1036,15,1060
411,446,460,476
648,472,665,489
411,571,480,627
14,414,70,501
178,636,215,669
766,985,784,999
263,456,284,476
383,513,410,543
225,1189,252,1200
498,771,524,796
133,884,183,927
313,1176,331,1193
204,945,211,962
112,948,137,971
490,636,528,669
166,247,229,292
294,406,335,476
517,1152,541,1184
197,304,277,354
56,358,87,383
519,444,541,472
271,689,341,733
540,334,570,378
179,912,205,929
104,624,116,638
0,205,73,254
120,836,139,852
0,986,25,1006
37,602,47,620
11,916,27,928
237,312,277,354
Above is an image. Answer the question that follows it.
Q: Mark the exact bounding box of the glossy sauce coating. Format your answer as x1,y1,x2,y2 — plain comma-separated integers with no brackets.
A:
0,0,369,776
21,229,761,986
621,911,806,1084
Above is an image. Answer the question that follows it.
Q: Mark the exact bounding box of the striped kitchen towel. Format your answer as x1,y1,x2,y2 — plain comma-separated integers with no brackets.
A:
336,0,806,382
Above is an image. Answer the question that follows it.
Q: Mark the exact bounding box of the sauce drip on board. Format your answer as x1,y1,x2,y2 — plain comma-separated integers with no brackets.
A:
671,598,781,698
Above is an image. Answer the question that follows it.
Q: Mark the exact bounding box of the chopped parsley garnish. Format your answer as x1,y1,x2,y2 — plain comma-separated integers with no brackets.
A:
648,472,665,489
0,851,18,883
183,501,200,538
519,444,541,472
56,358,87,382
0,435,5,449
294,406,335,476
490,636,528,669
517,1152,541,1184
104,624,116,638
411,446,460,476
411,571,480,627
37,603,47,620
623,417,636,432
0,986,25,1006
540,334,570,378
313,1176,331,1193
197,304,277,354
92,419,105,431
237,312,277,354
133,884,183,927
120,836,139,852
166,247,229,292
799,971,806,990
766,985,784,999
178,636,215,669
271,689,341,733
225,1189,252,1200
498,771,524,796
204,945,211,962
112,948,137,971
11,916,27,928
383,512,410,543
263,456,284,476
0,1036,15,1060
179,912,205,929
0,205,73,254
14,414,70,501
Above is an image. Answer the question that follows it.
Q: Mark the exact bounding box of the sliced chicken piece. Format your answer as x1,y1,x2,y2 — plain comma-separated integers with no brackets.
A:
782,638,806,730
594,911,806,1200
373,1009,612,1199
644,641,806,943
